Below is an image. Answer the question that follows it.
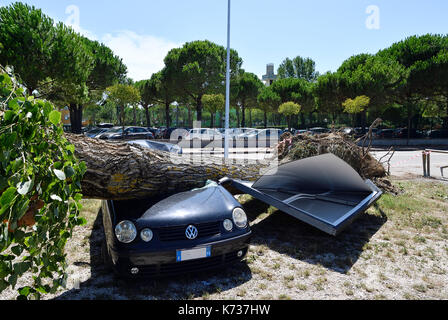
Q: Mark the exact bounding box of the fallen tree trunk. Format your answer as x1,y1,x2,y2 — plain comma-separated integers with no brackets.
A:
66,134,270,200
66,129,391,200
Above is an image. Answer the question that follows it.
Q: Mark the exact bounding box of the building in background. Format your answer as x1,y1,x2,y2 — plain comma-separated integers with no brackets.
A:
262,63,277,86
60,106,91,131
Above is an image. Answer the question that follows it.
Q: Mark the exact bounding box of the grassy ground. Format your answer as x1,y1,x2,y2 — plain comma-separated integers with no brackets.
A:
2,177,446,300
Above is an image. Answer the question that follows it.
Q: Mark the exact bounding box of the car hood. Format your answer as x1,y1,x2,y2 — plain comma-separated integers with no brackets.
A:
137,186,239,227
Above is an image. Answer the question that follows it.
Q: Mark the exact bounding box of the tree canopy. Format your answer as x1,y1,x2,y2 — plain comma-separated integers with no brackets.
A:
164,40,242,123
278,56,319,82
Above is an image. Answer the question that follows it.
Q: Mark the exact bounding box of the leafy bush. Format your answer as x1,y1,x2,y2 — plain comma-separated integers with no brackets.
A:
0,68,86,299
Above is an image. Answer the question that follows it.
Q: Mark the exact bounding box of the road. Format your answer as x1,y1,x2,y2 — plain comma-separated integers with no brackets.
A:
372,149,448,179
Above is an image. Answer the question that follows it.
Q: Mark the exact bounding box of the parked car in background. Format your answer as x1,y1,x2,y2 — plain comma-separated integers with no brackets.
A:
342,128,355,135
282,129,297,135
185,128,223,141
236,129,260,139
227,128,256,138
427,130,448,139
309,127,331,135
85,127,110,138
155,128,179,140
393,128,424,139
147,127,158,137
296,130,310,135
97,123,115,129
98,127,154,141
128,140,183,155
374,129,395,139
237,129,283,147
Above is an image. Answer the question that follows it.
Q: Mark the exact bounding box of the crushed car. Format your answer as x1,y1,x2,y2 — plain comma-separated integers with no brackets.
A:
101,153,382,278
101,181,252,277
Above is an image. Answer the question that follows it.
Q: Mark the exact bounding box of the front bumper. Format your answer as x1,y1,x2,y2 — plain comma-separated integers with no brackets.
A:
109,231,252,277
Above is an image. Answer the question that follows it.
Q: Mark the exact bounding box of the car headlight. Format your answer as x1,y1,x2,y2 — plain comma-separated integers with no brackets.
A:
223,219,233,232
140,228,154,242
232,208,248,229
115,221,137,243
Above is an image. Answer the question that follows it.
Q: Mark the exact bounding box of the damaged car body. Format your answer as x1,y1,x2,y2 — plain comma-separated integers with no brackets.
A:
101,153,382,277
101,182,252,278
220,154,383,236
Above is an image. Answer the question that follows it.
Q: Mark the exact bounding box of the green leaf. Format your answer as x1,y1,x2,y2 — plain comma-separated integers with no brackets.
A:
8,274,17,288
8,99,20,111
48,110,61,126
0,176,8,191
18,286,31,297
15,198,30,221
76,217,87,226
73,193,83,202
66,144,75,154
53,169,66,181
0,187,17,207
11,246,23,256
0,280,8,292
13,262,31,276
4,110,15,122
42,102,53,117
64,166,75,178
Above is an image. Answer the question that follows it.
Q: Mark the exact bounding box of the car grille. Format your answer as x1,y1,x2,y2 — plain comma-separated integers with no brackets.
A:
137,250,246,277
157,222,221,242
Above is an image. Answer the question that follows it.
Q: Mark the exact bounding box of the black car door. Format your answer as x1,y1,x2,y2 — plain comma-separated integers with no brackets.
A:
123,128,134,140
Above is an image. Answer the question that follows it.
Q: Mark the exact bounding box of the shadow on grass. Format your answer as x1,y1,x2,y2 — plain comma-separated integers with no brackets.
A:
243,197,388,274
55,209,252,300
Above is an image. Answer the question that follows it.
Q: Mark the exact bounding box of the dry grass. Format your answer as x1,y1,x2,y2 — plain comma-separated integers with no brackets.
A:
1,178,447,300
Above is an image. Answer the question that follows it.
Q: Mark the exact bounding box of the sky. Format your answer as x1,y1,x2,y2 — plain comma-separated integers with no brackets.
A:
2,0,448,81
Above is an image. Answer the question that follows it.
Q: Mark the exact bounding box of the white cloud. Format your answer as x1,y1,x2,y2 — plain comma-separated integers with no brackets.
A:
101,31,181,81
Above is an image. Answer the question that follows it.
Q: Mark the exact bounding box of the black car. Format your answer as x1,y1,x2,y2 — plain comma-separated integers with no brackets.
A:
375,129,395,139
428,130,448,139
98,126,154,140
309,127,331,135
393,128,424,139
101,183,252,278
85,127,109,138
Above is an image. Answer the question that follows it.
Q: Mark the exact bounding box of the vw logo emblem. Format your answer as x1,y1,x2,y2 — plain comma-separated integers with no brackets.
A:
185,225,198,240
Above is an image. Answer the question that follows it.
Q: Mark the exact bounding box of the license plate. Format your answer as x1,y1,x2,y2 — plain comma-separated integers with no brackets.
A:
176,247,211,262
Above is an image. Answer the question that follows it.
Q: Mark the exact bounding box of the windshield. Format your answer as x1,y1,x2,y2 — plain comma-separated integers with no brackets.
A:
108,128,123,133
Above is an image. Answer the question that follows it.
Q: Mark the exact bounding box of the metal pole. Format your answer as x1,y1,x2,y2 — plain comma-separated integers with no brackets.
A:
224,0,231,159
422,151,427,177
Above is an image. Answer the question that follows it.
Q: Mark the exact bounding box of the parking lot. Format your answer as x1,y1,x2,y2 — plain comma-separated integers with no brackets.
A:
372,149,448,180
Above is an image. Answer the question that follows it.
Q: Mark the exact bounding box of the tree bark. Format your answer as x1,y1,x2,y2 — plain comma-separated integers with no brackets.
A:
65,134,269,200
235,106,240,127
264,111,268,129
165,101,171,128
241,102,246,128
187,105,192,128
144,105,151,128
196,96,203,122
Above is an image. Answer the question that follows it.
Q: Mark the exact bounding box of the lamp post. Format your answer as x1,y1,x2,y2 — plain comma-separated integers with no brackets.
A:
224,0,231,159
